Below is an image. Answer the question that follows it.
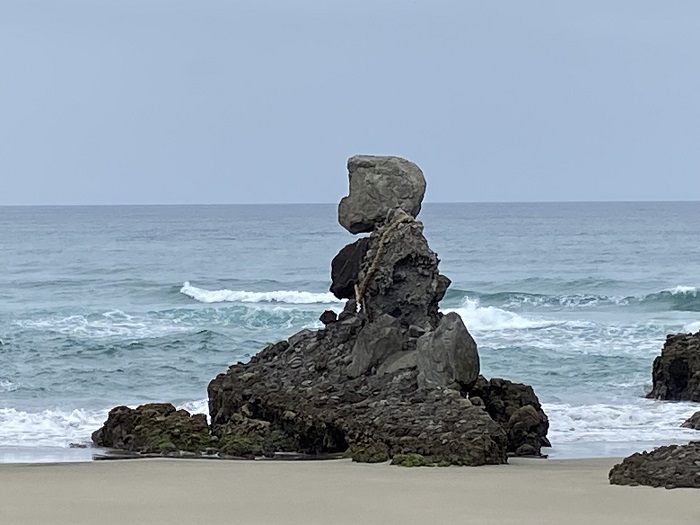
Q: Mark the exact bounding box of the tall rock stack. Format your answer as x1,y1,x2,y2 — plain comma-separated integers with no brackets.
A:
94,155,550,465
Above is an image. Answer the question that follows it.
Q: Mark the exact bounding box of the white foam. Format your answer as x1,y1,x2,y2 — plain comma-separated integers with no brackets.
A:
180,282,341,305
0,399,211,449
178,399,210,417
669,285,697,295
0,407,108,448
0,381,19,393
15,310,192,340
545,401,699,444
446,298,562,331
683,320,700,333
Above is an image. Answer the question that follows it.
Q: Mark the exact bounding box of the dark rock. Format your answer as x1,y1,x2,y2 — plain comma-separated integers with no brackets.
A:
609,442,700,489
319,310,338,325
347,314,404,378
416,312,479,391
338,155,426,234
330,237,371,300
647,331,700,402
91,403,211,455
356,208,450,330
469,376,550,455
214,414,295,458
682,411,700,430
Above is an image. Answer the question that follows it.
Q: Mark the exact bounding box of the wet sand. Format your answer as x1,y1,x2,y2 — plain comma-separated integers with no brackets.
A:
1,457,697,525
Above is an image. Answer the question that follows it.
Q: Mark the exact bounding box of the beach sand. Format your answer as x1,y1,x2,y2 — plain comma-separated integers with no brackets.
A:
0,457,697,525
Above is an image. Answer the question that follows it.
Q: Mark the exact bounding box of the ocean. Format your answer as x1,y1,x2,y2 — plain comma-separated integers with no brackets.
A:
1,202,699,462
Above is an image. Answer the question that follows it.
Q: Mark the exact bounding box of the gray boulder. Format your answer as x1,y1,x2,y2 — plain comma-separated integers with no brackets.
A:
338,155,426,234
416,312,479,390
347,314,404,378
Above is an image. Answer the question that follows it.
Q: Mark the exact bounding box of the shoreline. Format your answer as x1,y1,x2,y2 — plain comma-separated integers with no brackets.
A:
2,436,697,465
1,457,698,525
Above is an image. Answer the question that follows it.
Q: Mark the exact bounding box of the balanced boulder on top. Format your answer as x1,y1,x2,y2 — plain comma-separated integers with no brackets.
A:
338,155,426,234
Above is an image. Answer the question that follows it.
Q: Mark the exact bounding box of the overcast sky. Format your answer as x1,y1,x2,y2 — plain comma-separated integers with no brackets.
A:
1,1,698,205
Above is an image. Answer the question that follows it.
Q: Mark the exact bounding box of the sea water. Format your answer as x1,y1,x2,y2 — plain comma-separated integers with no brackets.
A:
1,202,699,461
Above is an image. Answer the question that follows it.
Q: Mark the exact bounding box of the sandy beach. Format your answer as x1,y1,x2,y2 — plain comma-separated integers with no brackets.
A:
1,457,697,525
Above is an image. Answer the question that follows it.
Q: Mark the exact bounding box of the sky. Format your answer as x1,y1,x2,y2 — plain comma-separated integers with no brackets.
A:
1,1,698,205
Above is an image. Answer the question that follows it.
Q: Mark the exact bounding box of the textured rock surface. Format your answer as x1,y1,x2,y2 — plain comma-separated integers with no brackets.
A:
417,312,479,390
207,319,508,465
330,237,371,300
609,442,700,488
338,155,426,234
647,331,700,402
347,313,403,377
357,208,450,330
92,403,211,455
93,155,549,466
682,412,700,430
469,376,550,456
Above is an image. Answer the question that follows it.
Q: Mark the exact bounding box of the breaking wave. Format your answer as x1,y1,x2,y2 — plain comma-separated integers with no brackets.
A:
0,399,209,448
180,282,341,305
445,286,700,311
446,298,563,331
546,400,699,444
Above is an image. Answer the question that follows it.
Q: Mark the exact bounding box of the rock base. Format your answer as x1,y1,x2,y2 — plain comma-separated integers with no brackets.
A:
609,442,700,489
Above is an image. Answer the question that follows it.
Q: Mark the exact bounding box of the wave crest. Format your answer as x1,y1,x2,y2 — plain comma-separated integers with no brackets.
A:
180,282,341,305
446,298,561,331
446,286,700,312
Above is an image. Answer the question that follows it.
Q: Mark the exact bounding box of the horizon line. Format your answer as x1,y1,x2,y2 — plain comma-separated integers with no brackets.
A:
0,199,699,208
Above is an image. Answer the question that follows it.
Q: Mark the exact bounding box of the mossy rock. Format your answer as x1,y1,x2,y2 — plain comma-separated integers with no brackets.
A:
92,404,214,455
218,429,295,458
348,445,389,463
391,453,434,467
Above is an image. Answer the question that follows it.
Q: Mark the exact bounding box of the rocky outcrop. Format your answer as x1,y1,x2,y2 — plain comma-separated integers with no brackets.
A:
682,412,700,430
92,404,212,455
469,376,550,456
338,155,426,234
647,331,700,402
609,442,700,489
93,155,548,465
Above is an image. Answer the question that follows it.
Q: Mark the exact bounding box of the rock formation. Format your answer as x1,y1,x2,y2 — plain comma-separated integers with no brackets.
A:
469,376,551,456
609,442,700,489
92,404,211,455
682,411,700,430
647,331,700,402
93,155,549,464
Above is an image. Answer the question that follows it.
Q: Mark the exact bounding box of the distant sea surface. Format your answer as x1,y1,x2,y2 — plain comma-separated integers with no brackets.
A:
1,203,699,462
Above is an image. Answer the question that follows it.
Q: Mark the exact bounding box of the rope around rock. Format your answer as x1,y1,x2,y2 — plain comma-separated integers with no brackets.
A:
354,213,416,310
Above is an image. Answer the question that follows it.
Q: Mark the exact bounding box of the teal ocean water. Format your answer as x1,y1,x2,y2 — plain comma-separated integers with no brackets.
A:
1,203,699,461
